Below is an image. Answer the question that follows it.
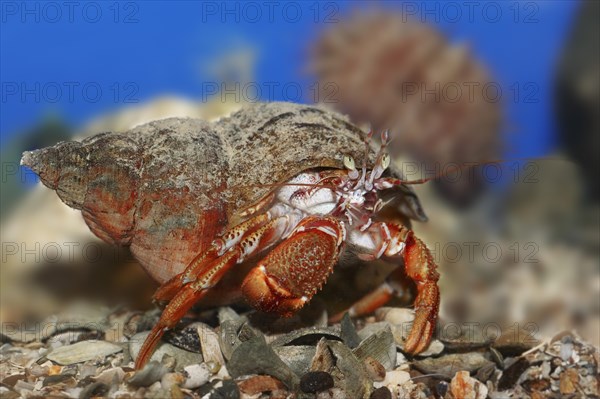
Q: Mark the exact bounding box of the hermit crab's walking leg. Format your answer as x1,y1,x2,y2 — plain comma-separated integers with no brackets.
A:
328,267,407,323
135,213,291,369
331,223,440,354
241,216,346,316
152,214,271,303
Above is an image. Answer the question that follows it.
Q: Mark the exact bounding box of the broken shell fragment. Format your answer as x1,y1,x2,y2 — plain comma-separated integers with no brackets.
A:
181,363,210,389
353,325,396,371
450,370,488,399
127,361,169,387
311,338,372,398
93,367,126,385
219,320,243,361
272,345,316,376
412,352,494,380
340,313,361,349
415,339,444,357
374,369,410,389
317,387,347,399
363,356,386,382
163,323,203,353
237,374,287,396
269,327,342,347
357,322,393,341
311,338,336,372
439,325,492,351
375,307,415,326
129,331,203,371
46,340,122,366
227,335,299,390
197,323,225,367
217,307,243,324
219,319,262,361
160,372,185,390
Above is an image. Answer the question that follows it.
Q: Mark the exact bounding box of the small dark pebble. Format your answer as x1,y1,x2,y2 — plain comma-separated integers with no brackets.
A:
370,386,392,399
300,371,334,393
436,381,449,397
498,357,529,391
79,381,109,399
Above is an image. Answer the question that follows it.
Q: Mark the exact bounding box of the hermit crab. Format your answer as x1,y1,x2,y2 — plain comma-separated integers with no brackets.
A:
21,102,439,369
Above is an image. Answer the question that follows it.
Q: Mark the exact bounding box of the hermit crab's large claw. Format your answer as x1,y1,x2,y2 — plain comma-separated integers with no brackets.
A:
242,216,345,317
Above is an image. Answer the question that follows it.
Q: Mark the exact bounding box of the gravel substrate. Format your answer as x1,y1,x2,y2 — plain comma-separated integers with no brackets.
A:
1,306,598,398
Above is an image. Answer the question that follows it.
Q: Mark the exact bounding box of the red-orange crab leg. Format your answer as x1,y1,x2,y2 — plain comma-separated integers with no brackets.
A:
330,223,439,354
241,216,345,317
328,265,410,324
153,213,271,303
402,232,440,354
328,282,396,323
135,214,292,369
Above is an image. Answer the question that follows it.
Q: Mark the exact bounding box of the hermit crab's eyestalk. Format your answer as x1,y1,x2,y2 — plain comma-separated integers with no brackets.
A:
371,153,390,180
382,153,391,169
344,154,359,179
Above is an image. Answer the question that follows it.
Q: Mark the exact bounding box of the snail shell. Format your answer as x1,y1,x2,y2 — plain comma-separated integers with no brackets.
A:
22,102,426,283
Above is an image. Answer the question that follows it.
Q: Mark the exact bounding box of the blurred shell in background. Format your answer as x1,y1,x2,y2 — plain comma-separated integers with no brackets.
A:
310,10,502,206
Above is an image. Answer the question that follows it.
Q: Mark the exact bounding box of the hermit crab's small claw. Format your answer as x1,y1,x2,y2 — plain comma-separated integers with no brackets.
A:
403,280,439,354
402,234,440,354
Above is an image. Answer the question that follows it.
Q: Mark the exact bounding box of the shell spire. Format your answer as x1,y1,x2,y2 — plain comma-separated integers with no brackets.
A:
21,141,88,209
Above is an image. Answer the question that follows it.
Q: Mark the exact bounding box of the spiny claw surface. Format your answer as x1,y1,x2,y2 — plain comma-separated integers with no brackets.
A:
403,280,439,354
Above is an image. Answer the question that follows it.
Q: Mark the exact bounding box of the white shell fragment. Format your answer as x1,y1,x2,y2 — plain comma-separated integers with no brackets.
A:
375,307,415,326
353,325,397,370
197,324,226,367
373,369,411,389
46,340,122,365
416,339,445,357
182,363,211,389
450,370,488,399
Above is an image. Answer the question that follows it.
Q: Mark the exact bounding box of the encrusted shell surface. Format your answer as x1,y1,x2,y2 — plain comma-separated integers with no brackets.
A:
22,102,426,283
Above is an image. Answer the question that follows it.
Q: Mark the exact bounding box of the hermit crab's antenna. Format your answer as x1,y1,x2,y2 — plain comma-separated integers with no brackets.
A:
374,156,561,189
355,129,375,190
366,130,392,190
